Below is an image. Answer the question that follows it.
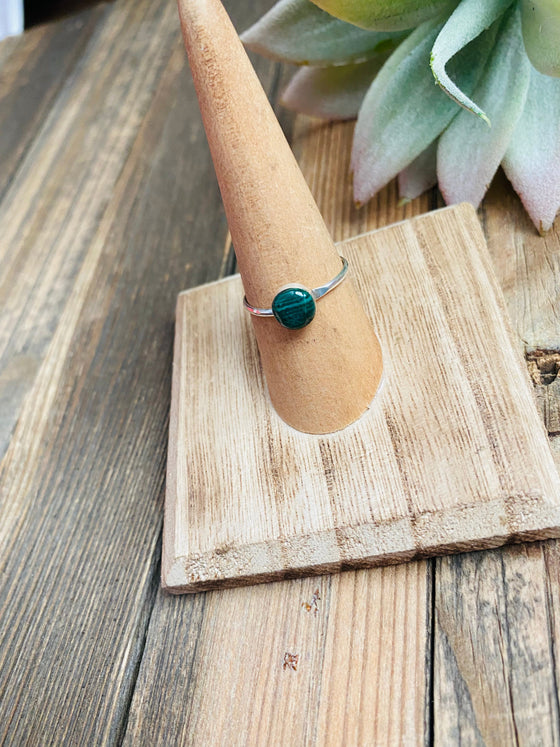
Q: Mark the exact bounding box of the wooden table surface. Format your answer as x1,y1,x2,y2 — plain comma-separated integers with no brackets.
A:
1,0,559,744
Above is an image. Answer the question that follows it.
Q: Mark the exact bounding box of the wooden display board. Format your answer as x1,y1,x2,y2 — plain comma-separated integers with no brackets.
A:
163,204,560,593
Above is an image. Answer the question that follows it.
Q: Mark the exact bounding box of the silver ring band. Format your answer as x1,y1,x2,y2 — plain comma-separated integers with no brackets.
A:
243,256,348,330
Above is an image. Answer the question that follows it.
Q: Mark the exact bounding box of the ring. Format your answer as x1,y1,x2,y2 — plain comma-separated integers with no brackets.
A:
243,257,349,330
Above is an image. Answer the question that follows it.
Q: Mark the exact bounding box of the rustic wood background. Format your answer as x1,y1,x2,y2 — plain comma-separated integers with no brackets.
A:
0,0,559,743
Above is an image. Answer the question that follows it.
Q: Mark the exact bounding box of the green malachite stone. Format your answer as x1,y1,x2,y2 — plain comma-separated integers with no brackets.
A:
272,287,316,329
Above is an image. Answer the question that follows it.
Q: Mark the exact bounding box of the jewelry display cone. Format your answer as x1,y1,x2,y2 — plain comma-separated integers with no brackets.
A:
177,0,383,435
162,0,560,593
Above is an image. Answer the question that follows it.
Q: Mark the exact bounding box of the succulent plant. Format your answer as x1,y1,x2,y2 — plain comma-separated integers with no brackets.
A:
242,0,560,233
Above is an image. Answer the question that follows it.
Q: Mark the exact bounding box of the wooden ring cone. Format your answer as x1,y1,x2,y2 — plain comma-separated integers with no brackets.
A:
177,0,383,434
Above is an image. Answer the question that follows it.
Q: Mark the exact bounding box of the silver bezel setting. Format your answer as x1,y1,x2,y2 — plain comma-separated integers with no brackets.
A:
243,256,349,319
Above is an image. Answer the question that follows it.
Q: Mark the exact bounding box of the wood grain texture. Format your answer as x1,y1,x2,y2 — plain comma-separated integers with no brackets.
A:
431,178,560,746
128,119,434,746
482,171,560,354
163,203,560,592
2,0,560,742
287,115,560,745
0,0,181,463
290,116,438,243
126,562,430,745
434,542,560,746
0,0,278,742
131,113,559,744
480,172,560,442
0,5,105,200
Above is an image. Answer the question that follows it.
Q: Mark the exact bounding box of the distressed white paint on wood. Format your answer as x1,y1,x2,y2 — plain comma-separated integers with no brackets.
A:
163,204,560,593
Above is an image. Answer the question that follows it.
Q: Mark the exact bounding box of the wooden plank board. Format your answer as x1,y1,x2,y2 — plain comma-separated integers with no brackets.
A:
295,118,560,744
126,563,430,745
290,115,436,243
127,120,434,747
434,542,560,745
131,110,556,747
432,177,560,744
0,5,105,200
0,0,181,463
483,171,560,354
2,0,559,742
0,0,279,742
163,203,560,593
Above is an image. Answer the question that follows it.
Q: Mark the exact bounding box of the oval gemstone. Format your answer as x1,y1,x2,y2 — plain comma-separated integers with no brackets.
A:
272,287,316,330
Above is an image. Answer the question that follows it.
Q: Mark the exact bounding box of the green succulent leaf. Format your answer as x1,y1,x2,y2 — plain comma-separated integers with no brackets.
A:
502,68,560,233
241,0,406,66
281,56,389,119
398,140,438,202
308,0,458,31
437,5,531,207
430,0,514,124
352,17,497,204
521,0,560,77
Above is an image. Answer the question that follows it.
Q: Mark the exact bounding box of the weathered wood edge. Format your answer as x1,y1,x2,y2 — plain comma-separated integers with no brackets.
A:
163,202,560,593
